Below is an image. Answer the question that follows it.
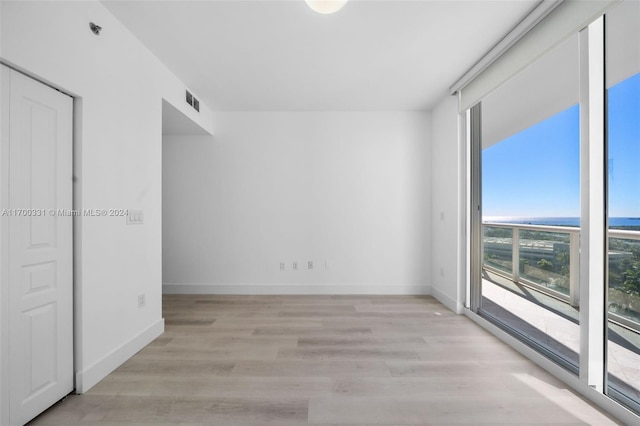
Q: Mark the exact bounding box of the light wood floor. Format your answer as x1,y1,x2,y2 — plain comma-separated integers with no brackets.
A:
31,295,620,425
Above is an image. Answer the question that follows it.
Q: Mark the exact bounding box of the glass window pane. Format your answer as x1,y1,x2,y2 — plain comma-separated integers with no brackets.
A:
606,0,640,409
480,33,581,371
483,226,513,275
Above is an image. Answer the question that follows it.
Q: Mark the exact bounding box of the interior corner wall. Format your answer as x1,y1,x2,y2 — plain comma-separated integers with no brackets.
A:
0,0,213,398
163,111,431,295
430,95,464,313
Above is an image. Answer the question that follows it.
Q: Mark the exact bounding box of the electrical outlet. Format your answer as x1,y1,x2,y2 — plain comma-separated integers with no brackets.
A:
293,261,298,271
308,261,313,270
127,209,144,225
280,262,285,271
138,293,146,308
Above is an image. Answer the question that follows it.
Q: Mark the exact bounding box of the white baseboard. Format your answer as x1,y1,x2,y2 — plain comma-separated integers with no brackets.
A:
74,318,164,393
430,285,463,314
162,283,431,295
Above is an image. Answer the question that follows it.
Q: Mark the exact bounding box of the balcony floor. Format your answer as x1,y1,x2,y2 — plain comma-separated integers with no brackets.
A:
482,270,640,403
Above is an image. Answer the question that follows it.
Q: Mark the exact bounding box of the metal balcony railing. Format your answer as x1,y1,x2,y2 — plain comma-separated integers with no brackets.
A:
482,222,580,306
608,229,640,331
609,229,640,242
482,222,640,333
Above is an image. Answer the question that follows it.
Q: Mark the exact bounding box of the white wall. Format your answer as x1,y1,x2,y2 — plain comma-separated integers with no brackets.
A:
430,95,465,312
0,0,214,412
163,111,431,294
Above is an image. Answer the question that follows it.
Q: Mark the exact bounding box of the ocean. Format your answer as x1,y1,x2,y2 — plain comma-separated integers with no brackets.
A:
484,217,640,229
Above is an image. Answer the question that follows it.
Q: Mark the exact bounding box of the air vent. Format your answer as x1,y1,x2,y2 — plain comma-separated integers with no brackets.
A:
185,90,200,113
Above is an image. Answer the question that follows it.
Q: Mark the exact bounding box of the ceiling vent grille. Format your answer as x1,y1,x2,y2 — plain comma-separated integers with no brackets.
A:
185,90,200,112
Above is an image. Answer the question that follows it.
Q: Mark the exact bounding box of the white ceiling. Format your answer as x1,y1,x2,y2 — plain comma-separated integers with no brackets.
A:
103,0,539,111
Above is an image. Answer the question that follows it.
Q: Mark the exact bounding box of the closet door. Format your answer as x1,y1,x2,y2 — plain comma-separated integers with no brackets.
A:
2,65,73,425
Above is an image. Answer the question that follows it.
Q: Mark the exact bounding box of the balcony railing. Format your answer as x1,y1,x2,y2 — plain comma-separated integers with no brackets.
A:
609,229,640,241
483,222,580,306
608,229,640,331
483,222,640,332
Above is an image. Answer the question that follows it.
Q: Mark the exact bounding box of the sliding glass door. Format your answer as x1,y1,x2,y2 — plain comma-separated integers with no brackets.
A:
605,0,640,410
466,0,640,419
469,0,640,416
476,33,581,371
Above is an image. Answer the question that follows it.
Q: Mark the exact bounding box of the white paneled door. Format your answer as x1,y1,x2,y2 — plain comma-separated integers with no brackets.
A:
2,66,73,425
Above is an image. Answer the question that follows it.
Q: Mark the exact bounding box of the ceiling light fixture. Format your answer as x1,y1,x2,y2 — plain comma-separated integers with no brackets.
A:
305,0,349,15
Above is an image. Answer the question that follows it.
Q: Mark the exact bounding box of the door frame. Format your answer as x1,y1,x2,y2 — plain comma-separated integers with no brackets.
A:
0,62,80,425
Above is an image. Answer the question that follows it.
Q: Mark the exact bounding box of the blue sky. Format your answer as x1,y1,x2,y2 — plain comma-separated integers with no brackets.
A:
482,72,640,219
608,73,640,217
